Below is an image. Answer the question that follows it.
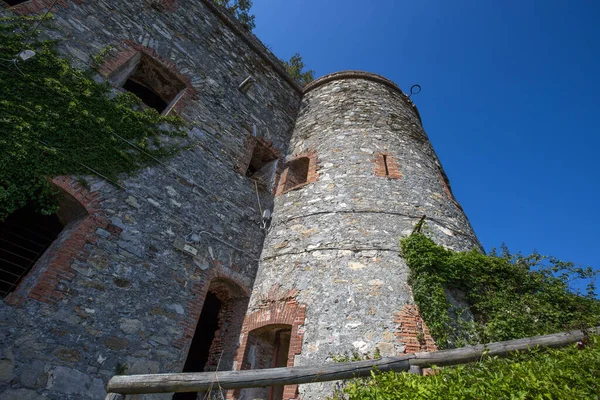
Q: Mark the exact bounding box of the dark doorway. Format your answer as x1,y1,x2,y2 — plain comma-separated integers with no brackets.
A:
270,329,291,400
0,205,64,297
173,292,223,400
123,78,168,113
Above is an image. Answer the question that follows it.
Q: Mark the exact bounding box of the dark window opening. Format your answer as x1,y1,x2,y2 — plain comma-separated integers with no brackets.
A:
0,205,64,298
3,0,29,6
173,292,223,400
123,78,168,113
120,53,186,114
282,157,310,193
245,142,278,180
382,154,390,176
240,325,292,400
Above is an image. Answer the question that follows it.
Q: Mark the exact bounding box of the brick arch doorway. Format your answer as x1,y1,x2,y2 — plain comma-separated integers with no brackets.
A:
240,324,293,400
174,278,249,400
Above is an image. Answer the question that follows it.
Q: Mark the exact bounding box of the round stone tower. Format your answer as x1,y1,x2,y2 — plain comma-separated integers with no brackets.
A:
235,71,481,399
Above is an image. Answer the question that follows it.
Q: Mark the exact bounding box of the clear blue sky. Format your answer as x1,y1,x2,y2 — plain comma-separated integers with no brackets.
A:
251,0,600,292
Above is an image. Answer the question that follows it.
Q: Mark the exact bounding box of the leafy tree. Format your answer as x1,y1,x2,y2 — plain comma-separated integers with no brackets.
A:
213,0,256,31
282,52,315,87
0,16,184,220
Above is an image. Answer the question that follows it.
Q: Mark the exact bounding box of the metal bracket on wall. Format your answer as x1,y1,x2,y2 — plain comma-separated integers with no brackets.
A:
238,76,256,93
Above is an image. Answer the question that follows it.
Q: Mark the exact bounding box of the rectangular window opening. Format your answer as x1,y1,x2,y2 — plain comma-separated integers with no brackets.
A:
282,157,310,193
245,141,278,188
120,53,186,115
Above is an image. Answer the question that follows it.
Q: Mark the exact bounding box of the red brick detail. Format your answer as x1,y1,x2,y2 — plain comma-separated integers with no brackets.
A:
437,168,463,211
174,266,251,358
3,176,111,306
374,152,402,179
234,135,281,175
1,0,82,15
98,41,198,114
394,304,437,354
145,0,178,12
275,151,319,196
228,288,306,400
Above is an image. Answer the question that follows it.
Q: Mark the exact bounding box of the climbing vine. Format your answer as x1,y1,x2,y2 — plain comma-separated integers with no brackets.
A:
0,16,185,220
400,233,600,349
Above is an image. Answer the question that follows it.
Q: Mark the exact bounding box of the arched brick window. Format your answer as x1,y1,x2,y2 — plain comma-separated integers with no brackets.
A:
0,205,67,298
3,177,110,305
238,324,292,400
232,295,306,400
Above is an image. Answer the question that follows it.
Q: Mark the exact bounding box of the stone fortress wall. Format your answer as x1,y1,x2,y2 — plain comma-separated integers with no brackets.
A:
0,1,481,399
1,0,300,399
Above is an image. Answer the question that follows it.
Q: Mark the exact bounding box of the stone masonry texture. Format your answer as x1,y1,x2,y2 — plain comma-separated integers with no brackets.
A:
245,72,481,399
0,2,481,400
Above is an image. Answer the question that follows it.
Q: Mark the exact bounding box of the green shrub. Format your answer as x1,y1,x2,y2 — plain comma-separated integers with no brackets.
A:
341,337,600,399
401,233,600,348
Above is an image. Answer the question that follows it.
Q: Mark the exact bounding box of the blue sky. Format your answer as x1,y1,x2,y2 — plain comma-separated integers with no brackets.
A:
251,0,600,291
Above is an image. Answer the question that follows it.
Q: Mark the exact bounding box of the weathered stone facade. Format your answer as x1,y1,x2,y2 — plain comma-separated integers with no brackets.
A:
0,2,480,400
239,72,481,399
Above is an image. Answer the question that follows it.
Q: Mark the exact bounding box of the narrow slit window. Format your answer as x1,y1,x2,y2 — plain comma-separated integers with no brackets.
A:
120,53,186,114
383,154,390,176
375,152,401,179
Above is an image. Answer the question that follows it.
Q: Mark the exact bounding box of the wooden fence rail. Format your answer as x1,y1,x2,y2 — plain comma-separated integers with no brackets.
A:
105,326,598,399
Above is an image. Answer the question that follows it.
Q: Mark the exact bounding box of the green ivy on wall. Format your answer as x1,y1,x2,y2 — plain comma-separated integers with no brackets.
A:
400,233,600,349
0,16,185,220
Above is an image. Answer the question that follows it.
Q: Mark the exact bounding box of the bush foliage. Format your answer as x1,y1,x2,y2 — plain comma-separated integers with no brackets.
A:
341,337,600,399
336,233,600,399
401,233,600,348
0,16,184,220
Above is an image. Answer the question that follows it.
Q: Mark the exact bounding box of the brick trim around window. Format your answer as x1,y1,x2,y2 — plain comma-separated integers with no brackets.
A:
174,265,252,352
98,41,198,114
229,288,306,400
234,135,281,176
374,151,402,179
275,151,319,196
4,176,117,306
